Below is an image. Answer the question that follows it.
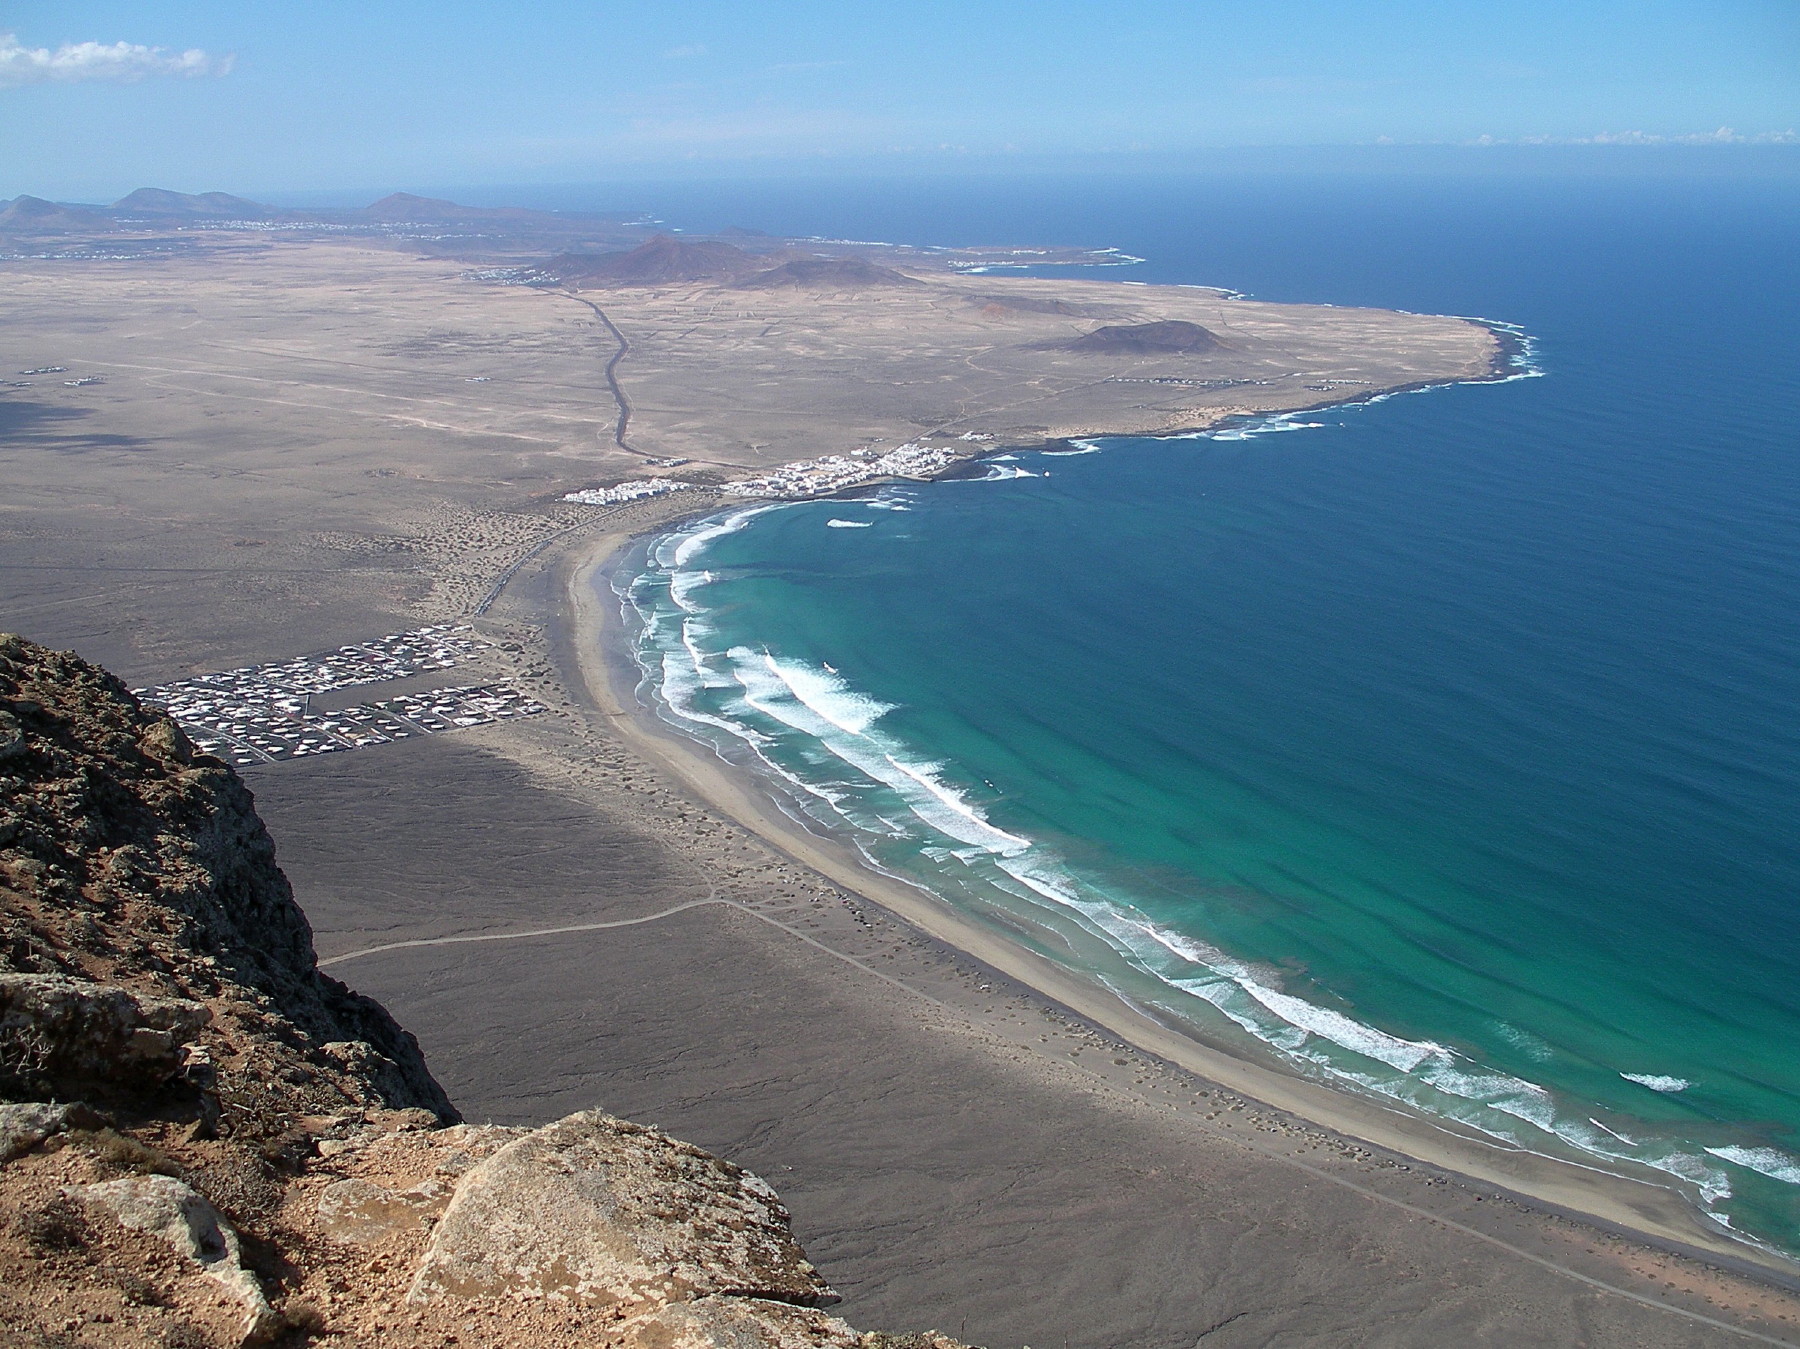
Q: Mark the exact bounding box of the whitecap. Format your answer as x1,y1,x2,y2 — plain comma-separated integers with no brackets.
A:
1622,1072,1691,1093
1706,1146,1800,1185
1235,980,1454,1075
826,519,873,528
724,648,1032,857
669,504,777,569
762,654,893,734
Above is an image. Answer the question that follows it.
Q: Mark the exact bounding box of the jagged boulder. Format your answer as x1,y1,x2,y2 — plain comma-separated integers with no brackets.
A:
408,1110,835,1311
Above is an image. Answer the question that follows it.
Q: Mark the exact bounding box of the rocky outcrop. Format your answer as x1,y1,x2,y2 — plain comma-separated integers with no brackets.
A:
0,632,454,1126
74,1173,277,1342
409,1111,834,1310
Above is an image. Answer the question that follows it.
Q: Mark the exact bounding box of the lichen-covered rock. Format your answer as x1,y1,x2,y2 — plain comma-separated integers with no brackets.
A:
408,1110,835,1311
74,1173,277,1343
0,1101,74,1161
622,1296,863,1349
316,1174,452,1243
0,971,209,1097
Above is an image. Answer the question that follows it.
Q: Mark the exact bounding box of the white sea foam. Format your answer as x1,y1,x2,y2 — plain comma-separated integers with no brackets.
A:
1041,445,1101,456
1590,1118,1639,1146
1621,1072,1692,1093
1236,981,1453,1074
1207,415,1328,442
1494,1021,1556,1062
668,568,714,613
763,654,894,734
669,505,776,569
1706,1146,1800,1185
980,464,1040,480
826,518,873,528
727,648,1030,856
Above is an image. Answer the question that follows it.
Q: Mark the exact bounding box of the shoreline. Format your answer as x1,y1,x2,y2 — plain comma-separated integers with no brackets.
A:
546,494,1800,1293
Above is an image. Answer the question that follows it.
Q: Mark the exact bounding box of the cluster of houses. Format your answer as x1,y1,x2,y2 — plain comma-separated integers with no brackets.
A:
135,625,543,766
561,477,695,507
721,441,965,499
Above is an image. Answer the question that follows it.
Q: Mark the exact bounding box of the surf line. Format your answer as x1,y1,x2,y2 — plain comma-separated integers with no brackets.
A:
319,892,1794,1342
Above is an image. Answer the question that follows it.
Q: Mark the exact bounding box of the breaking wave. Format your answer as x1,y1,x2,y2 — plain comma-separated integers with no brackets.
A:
618,497,1800,1251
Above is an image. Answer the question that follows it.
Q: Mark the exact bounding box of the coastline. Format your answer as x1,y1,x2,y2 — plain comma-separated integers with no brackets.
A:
549,495,1800,1291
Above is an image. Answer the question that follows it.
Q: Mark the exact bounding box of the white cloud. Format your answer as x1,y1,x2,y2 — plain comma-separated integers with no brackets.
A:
1471,128,1798,146
0,31,233,87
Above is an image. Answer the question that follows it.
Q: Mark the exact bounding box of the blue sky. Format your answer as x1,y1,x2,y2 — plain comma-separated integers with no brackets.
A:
5,1,1797,200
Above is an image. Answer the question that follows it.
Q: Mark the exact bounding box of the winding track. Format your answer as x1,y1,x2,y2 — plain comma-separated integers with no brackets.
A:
565,294,643,457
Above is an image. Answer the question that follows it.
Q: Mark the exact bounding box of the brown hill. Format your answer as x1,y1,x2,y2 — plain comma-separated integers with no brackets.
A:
111,188,269,218
360,192,555,222
0,196,118,234
549,234,759,286
1059,319,1221,355
736,257,922,290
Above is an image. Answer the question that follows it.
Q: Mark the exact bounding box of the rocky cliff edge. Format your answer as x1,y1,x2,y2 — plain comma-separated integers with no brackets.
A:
0,634,973,1349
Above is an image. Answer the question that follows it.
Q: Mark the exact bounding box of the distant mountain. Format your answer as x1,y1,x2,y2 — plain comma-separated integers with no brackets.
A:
1058,319,1221,355
0,196,118,234
111,187,269,218
735,257,921,290
361,192,557,222
549,235,759,286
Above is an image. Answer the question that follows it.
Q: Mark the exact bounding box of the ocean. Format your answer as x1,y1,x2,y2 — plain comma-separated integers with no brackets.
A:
602,163,1800,1254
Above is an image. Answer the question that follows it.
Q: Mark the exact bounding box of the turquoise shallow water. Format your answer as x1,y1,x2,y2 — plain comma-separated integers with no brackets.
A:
612,169,1800,1254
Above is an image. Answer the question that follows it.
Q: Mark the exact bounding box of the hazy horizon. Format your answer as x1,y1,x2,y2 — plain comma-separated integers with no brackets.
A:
6,1,1796,202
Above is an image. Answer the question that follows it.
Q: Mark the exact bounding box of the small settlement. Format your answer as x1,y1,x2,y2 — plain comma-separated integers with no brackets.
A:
136,625,543,766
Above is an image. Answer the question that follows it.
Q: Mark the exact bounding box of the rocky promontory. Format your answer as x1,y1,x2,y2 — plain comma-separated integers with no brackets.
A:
0,634,974,1349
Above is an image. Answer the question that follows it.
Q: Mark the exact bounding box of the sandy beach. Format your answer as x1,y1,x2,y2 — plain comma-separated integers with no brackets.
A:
241,483,1800,1346
568,504,1800,1263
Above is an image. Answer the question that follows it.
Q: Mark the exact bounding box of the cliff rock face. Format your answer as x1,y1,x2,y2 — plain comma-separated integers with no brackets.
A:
0,632,454,1124
0,636,976,1349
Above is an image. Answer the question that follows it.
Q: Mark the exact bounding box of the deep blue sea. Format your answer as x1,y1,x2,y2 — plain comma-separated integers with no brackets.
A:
602,165,1800,1254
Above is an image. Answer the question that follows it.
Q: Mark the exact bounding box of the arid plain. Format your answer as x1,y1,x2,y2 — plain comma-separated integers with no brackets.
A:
6,219,1800,1347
